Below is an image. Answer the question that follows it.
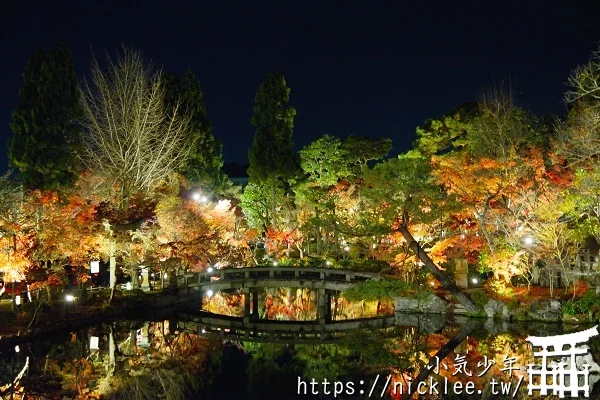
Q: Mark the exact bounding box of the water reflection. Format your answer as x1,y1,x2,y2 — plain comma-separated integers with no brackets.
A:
0,311,599,399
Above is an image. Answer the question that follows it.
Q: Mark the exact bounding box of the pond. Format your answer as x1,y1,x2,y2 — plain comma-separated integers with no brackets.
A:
0,293,599,399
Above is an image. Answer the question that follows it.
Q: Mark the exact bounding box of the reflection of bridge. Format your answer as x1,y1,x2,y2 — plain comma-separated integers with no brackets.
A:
181,267,380,324
177,310,447,344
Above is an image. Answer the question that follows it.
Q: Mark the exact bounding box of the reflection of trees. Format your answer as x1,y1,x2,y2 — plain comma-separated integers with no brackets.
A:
103,321,221,399
1,320,221,399
203,288,387,321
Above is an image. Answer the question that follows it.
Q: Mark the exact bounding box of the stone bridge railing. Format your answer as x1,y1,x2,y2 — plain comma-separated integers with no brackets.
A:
175,266,380,324
179,266,379,289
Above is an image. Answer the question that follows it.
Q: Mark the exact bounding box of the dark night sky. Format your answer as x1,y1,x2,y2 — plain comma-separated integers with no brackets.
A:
1,0,600,173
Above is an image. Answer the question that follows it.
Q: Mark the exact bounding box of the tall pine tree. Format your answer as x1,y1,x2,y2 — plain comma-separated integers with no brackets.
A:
163,68,225,190
247,70,298,183
9,43,82,190
242,71,298,232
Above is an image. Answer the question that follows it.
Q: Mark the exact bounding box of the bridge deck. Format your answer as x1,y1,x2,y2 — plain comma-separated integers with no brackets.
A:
180,266,379,291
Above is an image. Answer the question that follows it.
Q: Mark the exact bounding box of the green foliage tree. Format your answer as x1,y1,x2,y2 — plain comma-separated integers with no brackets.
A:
162,69,226,190
299,134,350,186
247,70,298,183
341,136,392,175
414,102,478,156
294,134,351,255
9,43,82,190
243,71,297,233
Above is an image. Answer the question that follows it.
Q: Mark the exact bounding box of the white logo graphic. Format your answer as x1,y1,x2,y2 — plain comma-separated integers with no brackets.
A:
526,325,599,398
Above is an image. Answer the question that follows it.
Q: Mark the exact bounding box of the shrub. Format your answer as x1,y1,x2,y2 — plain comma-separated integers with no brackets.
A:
563,289,600,318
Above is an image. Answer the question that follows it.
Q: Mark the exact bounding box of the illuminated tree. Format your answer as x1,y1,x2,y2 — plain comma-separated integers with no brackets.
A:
243,71,298,236
80,48,193,208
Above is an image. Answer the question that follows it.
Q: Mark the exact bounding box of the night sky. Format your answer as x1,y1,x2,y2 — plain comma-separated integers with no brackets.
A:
1,1,600,174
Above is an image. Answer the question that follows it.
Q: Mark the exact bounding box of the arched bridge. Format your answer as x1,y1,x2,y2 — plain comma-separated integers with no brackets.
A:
177,266,380,325
181,266,380,291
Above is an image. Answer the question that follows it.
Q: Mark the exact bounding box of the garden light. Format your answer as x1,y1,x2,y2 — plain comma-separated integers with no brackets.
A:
65,294,75,302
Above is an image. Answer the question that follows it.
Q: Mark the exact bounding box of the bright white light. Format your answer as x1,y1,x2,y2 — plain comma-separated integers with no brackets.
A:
200,196,208,203
273,261,278,266
517,225,524,232
326,261,332,266
15,295,21,306
126,282,132,290
201,329,206,334
524,236,534,246
164,273,168,279
90,336,99,350
472,278,478,284
65,294,75,302
14,345,19,353
192,193,201,201
206,290,214,298
90,260,100,274
344,246,350,252
207,267,213,273
372,244,377,249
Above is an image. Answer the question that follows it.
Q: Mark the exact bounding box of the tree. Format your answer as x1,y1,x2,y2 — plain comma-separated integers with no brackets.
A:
555,45,600,250
294,135,350,255
247,71,297,183
162,69,226,190
80,48,193,208
341,136,392,175
359,151,481,313
299,134,350,186
414,102,479,157
430,87,554,284
9,43,82,190
243,71,297,234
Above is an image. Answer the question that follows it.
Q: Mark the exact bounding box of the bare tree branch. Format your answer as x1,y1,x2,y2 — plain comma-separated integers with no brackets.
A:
80,48,193,205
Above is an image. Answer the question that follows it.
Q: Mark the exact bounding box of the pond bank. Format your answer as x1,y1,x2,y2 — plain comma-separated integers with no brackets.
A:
0,287,203,351
395,292,600,324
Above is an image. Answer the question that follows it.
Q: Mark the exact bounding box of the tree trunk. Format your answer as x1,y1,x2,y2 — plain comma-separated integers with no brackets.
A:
401,319,483,400
398,215,481,314
108,256,116,305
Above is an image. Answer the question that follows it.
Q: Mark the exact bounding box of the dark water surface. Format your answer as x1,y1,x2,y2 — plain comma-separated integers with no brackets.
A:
1,308,599,399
